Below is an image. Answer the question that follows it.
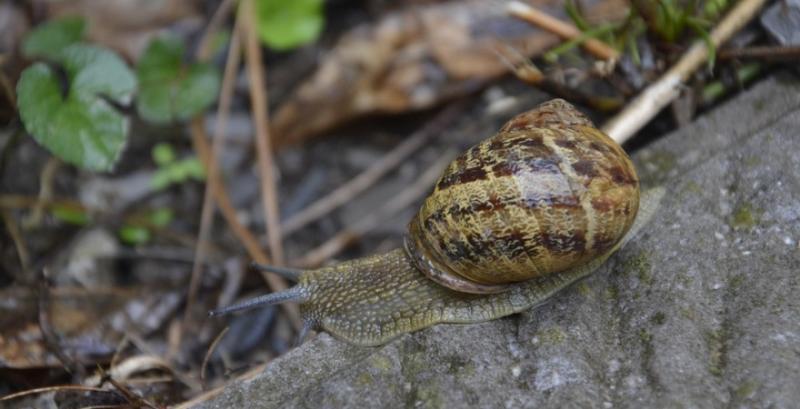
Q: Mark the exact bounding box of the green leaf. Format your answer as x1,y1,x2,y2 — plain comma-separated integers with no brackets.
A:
152,142,176,166
148,208,174,227
151,154,205,190
136,35,220,123
17,44,136,172
52,206,90,225
254,0,324,50
22,16,86,60
119,225,151,245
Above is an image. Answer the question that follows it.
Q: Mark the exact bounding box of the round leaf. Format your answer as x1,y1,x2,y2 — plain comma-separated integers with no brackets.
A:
17,44,136,172
22,16,86,60
136,36,220,123
254,0,324,50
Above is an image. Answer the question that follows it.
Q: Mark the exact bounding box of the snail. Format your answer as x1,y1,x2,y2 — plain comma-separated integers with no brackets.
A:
210,99,664,346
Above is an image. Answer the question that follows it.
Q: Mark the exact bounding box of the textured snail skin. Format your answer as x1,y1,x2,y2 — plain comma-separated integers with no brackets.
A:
293,187,661,346
213,99,663,346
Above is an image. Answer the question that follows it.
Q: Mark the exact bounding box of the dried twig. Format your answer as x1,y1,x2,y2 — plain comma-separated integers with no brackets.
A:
201,327,230,385
22,157,60,228
282,103,464,235
294,150,457,268
172,362,268,409
241,0,285,265
507,1,619,62
196,0,236,61
181,16,243,349
2,210,30,275
718,45,800,61
601,0,769,143
0,386,108,402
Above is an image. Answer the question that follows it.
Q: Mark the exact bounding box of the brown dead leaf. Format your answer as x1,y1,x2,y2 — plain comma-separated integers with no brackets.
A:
272,0,626,147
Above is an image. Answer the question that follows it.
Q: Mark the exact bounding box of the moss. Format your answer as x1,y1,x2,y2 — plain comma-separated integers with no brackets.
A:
577,281,593,298
369,354,393,372
538,326,567,345
620,250,653,285
705,329,726,377
730,203,760,230
414,383,444,409
647,151,677,174
638,328,652,343
604,285,619,301
734,380,759,399
446,354,473,376
651,311,666,326
681,180,703,196
356,372,374,386
729,274,745,290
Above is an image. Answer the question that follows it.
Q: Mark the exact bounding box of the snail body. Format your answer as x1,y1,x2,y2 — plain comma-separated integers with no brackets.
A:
212,99,662,346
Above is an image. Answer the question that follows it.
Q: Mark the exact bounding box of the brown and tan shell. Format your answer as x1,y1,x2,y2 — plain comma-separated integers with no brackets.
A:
404,99,639,294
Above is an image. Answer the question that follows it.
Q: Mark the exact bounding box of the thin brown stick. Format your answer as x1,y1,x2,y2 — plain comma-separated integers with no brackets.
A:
282,104,464,236
173,362,268,409
22,157,60,228
718,45,800,61
294,150,457,268
37,268,83,378
601,0,769,143
0,385,108,402
0,64,15,107
125,329,201,392
2,210,30,274
196,0,236,61
507,1,619,62
104,373,159,409
201,326,229,384
182,18,243,350
0,194,90,212
241,0,285,265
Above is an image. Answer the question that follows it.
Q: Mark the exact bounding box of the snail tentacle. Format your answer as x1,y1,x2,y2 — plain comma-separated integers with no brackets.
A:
208,286,310,317
249,262,304,282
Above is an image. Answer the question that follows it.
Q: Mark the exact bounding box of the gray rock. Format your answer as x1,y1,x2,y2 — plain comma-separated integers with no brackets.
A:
199,76,800,409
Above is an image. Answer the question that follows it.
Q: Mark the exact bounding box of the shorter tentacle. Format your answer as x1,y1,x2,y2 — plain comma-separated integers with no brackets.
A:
249,263,305,282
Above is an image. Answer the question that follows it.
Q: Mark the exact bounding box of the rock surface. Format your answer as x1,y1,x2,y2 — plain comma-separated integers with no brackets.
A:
198,76,800,409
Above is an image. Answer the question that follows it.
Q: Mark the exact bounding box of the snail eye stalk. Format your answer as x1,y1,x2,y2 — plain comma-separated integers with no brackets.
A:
208,287,308,317
249,262,304,282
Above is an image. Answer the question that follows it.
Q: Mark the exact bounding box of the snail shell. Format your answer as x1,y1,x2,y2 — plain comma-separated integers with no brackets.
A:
211,99,660,346
406,99,639,293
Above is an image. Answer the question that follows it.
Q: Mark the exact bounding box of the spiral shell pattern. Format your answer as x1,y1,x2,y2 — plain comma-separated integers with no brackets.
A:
405,99,639,294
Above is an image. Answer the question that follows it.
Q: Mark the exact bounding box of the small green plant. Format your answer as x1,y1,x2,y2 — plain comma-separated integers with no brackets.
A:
254,0,325,50
558,0,728,68
136,35,220,124
150,142,205,190
16,17,220,172
118,208,175,245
